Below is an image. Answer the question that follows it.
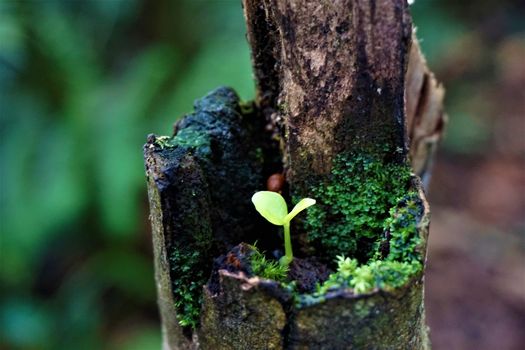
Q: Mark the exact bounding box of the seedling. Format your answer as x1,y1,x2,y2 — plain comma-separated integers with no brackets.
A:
251,191,316,266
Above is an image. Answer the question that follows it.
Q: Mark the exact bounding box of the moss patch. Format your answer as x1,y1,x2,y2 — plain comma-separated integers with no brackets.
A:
170,248,211,328
293,154,425,299
383,191,424,263
299,188,424,301
250,247,289,282
304,154,412,262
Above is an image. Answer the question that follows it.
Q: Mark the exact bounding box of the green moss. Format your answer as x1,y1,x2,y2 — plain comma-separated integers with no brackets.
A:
382,191,423,263
172,128,211,149
315,256,421,296
296,154,425,299
250,246,289,282
170,248,210,328
304,154,412,261
303,188,424,298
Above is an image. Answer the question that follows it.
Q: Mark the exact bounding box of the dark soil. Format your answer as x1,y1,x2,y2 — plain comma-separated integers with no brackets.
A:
287,257,331,293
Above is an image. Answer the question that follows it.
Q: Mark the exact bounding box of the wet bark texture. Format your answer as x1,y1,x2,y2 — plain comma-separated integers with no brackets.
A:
144,0,444,349
244,0,445,191
244,0,412,196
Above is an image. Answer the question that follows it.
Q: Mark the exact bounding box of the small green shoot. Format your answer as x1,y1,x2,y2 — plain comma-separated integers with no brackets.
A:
251,191,316,266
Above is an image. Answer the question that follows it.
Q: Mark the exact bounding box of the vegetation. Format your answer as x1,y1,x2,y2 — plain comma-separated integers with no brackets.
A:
169,249,208,328
251,191,316,265
305,154,413,261
316,257,421,296
312,190,424,297
250,247,289,282
248,160,424,298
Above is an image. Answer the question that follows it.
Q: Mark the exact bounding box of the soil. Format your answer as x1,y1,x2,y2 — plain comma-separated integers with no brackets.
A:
287,257,331,293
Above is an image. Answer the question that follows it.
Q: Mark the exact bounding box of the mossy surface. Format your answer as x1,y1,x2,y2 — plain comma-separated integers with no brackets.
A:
170,244,211,328
250,247,289,282
304,154,412,261
147,87,269,330
292,154,426,300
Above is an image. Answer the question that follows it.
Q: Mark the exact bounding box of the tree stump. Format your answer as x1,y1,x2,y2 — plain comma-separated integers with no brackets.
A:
144,1,445,349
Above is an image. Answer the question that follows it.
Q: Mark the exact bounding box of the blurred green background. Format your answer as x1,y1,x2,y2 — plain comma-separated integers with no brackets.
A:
0,1,523,349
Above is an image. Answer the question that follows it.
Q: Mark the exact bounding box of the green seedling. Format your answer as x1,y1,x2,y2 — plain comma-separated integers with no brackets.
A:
251,191,316,266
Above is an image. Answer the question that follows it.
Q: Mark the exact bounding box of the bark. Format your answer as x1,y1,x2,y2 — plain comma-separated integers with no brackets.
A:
244,0,412,196
144,0,445,349
244,1,446,189
405,34,447,185
144,88,273,349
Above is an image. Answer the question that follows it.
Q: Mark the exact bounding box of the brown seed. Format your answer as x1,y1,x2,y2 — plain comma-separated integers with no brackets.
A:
267,173,285,193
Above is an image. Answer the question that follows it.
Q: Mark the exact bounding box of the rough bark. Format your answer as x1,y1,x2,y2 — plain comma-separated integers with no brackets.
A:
244,0,446,189
244,0,412,196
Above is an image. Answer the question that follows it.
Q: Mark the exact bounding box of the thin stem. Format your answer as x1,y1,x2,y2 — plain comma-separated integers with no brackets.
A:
283,222,293,265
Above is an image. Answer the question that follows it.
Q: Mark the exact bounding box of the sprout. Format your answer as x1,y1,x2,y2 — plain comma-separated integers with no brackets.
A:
251,191,316,266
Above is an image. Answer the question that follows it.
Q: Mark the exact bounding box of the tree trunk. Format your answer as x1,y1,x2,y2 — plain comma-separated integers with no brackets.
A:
144,1,445,349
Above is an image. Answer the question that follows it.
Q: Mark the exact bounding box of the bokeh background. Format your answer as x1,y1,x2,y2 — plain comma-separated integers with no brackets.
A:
1,0,523,349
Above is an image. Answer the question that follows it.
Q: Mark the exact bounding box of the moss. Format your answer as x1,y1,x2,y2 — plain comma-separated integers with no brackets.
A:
172,128,211,149
314,257,421,297
250,247,289,282
294,154,425,299
303,188,424,298
170,248,211,328
382,191,424,263
304,153,412,261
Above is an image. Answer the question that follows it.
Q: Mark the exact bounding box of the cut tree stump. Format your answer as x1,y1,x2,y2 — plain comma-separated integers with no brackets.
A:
144,1,445,349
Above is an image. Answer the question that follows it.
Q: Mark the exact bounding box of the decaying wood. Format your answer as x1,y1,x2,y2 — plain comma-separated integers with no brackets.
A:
144,88,272,349
145,0,445,348
198,179,431,350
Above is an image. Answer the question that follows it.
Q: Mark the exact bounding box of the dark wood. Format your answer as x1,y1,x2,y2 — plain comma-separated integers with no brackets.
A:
244,0,412,196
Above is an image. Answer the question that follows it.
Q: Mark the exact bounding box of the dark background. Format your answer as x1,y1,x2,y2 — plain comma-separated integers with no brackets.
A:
1,1,524,349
